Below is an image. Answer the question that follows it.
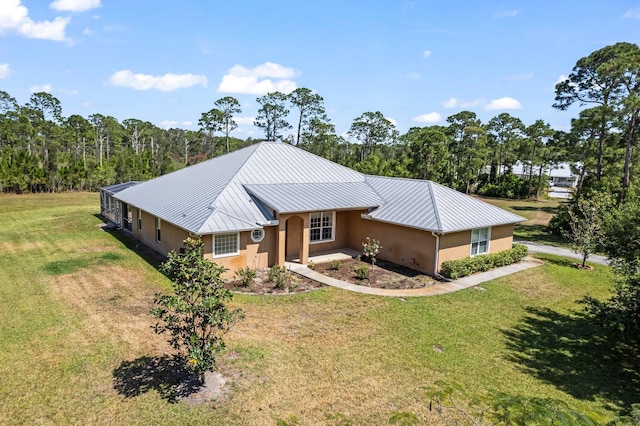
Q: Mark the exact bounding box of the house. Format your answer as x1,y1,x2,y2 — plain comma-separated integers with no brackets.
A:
511,161,579,188
104,142,525,278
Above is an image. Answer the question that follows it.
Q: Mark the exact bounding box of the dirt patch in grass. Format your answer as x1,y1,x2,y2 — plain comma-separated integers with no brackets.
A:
314,258,437,289
226,267,324,295
50,264,169,355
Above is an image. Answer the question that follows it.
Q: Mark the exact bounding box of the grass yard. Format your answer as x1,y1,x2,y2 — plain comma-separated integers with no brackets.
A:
0,192,635,425
477,196,569,246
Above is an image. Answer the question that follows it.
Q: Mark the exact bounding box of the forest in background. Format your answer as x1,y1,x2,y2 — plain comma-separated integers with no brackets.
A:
0,42,638,202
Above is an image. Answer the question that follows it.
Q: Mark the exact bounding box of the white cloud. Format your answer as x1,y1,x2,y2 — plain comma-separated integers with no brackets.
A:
160,120,177,129
423,50,431,58
50,0,101,12
29,84,53,93
485,96,522,110
555,74,568,85
82,27,92,35
412,112,442,123
623,8,640,18
386,117,397,127
217,62,298,95
406,72,420,80
181,121,192,127
0,63,11,78
442,97,484,109
496,9,518,17
234,116,256,125
108,70,208,91
0,0,69,41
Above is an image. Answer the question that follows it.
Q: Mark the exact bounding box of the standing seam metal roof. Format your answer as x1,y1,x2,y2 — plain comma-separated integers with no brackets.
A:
113,142,525,235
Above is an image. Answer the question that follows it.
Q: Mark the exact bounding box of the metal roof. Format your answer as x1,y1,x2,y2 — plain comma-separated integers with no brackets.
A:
364,176,524,233
114,142,525,235
244,182,384,213
100,181,140,195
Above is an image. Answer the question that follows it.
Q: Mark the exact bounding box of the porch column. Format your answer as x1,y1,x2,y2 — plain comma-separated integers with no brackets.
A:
277,215,287,266
300,214,309,265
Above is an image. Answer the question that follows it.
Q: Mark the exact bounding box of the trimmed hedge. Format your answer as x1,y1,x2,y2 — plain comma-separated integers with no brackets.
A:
440,244,529,280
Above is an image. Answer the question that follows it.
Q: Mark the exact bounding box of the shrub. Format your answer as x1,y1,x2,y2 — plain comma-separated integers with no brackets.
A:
329,259,341,270
353,262,370,280
234,266,257,287
307,260,316,270
440,244,528,279
268,264,290,290
150,238,244,379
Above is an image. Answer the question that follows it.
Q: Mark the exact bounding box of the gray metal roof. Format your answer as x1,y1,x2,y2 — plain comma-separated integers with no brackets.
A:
364,176,525,233
114,142,525,235
244,182,384,213
101,181,140,195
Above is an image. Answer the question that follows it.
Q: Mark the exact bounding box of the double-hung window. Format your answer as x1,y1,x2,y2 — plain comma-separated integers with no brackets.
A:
213,233,239,257
310,211,334,243
471,227,489,256
155,218,161,242
137,209,142,230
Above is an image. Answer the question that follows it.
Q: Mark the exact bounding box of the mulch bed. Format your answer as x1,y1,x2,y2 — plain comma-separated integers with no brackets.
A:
225,259,438,295
313,258,437,290
225,267,324,295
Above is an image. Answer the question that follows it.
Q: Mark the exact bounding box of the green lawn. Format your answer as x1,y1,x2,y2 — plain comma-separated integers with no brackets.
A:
477,196,570,246
0,192,634,425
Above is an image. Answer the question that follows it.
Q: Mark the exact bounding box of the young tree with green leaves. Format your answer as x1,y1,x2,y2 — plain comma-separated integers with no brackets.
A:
151,238,245,380
562,196,609,268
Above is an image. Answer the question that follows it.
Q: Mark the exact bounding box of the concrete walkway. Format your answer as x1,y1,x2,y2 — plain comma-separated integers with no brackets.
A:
285,258,544,298
516,241,610,266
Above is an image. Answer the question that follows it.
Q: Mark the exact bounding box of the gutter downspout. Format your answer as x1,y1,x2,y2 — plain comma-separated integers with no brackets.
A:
431,231,440,276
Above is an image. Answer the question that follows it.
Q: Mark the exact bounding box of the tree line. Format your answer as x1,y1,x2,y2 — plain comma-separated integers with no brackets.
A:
0,42,638,200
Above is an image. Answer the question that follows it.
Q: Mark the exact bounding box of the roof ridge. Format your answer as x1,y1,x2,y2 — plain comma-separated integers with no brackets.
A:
208,143,262,212
427,181,443,233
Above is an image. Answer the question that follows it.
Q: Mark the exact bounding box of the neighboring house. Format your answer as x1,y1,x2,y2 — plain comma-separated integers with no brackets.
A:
103,142,525,278
511,161,579,188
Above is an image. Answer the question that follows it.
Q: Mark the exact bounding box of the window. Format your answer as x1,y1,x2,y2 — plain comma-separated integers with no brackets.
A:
251,228,264,243
471,227,490,256
137,209,142,230
213,233,239,257
310,211,334,243
156,218,161,242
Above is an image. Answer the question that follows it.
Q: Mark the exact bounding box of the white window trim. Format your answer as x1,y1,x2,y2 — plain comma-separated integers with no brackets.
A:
156,218,162,242
212,232,240,258
251,228,265,243
470,227,491,256
137,209,142,230
309,211,336,245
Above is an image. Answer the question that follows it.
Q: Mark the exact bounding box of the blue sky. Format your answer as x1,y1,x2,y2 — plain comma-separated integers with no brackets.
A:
1,0,639,139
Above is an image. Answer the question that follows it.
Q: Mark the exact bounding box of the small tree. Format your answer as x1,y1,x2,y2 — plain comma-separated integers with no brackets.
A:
150,238,244,380
362,237,382,285
561,197,607,268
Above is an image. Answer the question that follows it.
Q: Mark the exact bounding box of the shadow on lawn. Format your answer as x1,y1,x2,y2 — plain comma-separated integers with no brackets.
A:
514,224,567,245
511,205,560,215
503,307,640,409
94,214,166,271
113,355,201,402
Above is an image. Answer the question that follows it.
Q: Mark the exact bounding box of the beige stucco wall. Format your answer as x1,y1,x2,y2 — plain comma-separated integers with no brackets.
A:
345,211,439,275
127,205,515,279
201,226,277,279
131,207,189,256
437,224,515,272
